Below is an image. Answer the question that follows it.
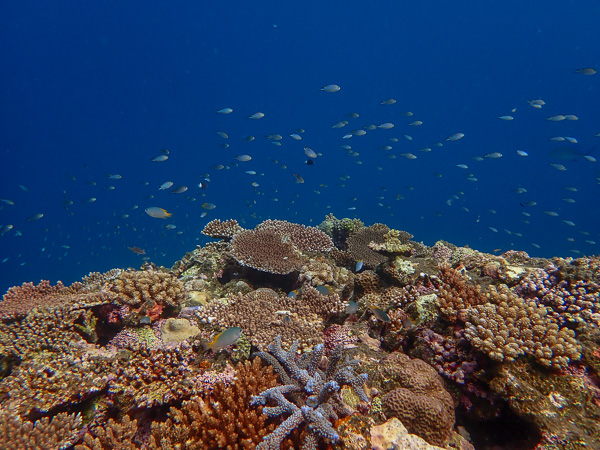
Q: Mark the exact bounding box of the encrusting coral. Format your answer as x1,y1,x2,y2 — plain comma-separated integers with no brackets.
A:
251,335,369,449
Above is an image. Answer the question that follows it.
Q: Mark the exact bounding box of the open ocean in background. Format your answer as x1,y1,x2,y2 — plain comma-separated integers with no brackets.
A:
1,1,599,295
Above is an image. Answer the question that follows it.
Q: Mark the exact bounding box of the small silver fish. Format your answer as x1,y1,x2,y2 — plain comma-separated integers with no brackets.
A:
152,155,169,162
170,186,188,194
321,84,341,92
248,112,265,119
235,155,252,161
381,98,396,105
378,123,394,129
159,181,174,190
516,150,528,157
304,147,317,158
446,132,465,141
217,107,233,114
485,152,503,158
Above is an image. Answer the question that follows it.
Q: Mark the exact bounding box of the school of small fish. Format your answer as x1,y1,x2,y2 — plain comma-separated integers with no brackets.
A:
1,71,599,278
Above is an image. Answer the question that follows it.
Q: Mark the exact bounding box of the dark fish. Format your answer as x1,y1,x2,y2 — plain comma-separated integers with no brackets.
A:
128,246,146,255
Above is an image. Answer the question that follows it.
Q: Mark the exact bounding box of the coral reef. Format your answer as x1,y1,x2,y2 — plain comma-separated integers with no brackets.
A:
0,216,598,449
251,335,369,449
346,224,391,269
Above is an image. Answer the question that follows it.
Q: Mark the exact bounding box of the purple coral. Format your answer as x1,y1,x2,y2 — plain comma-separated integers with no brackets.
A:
251,335,368,449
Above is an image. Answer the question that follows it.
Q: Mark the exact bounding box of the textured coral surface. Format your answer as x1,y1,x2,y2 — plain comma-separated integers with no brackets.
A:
1,217,599,449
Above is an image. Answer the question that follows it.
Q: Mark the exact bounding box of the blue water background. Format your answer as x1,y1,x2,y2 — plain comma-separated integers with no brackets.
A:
1,1,599,294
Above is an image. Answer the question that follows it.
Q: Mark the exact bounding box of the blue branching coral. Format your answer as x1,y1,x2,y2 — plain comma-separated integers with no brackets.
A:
251,335,369,449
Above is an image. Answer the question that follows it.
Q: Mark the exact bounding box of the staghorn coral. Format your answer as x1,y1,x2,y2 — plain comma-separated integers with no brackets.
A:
256,219,334,252
251,335,369,449
346,224,390,269
0,409,82,450
380,352,455,447
231,228,306,274
198,286,345,351
151,357,278,449
201,218,244,240
464,285,581,369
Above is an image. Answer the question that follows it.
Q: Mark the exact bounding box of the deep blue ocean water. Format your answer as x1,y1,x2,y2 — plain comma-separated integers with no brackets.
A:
1,1,599,294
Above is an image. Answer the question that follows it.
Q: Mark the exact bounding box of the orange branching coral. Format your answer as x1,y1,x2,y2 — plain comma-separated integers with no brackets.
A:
75,416,139,450
437,264,486,322
150,357,279,449
202,218,244,240
0,409,82,450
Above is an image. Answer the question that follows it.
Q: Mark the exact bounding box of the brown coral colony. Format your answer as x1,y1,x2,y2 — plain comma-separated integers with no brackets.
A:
1,216,599,449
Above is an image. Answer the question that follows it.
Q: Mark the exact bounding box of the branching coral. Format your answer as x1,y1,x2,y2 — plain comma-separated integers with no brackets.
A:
251,335,369,449
464,285,581,369
150,357,278,448
0,409,82,450
106,269,186,324
201,218,244,240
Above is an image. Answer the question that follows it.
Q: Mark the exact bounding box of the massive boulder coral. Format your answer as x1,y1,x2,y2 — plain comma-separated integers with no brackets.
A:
380,352,455,447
